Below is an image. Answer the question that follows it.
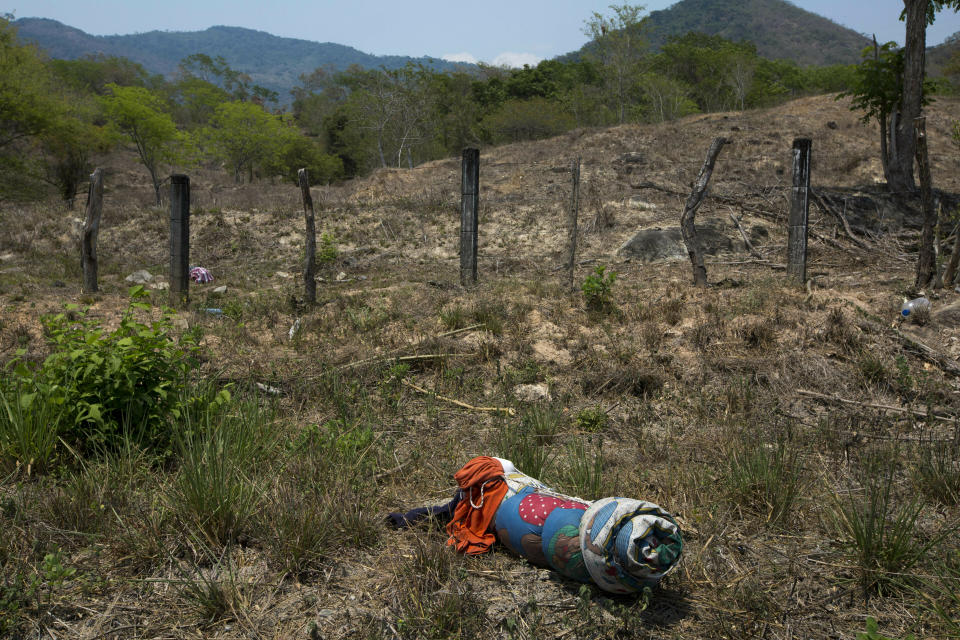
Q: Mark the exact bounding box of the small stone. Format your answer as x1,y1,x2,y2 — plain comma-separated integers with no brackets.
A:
152,281,169,291
514,383,551,403
275,271,292,279
171,314,189,330
125,270,153,284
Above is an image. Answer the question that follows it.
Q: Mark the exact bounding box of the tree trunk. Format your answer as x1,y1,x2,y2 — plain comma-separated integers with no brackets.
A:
299,168,317,305
681,137,728,287
915,116,937,288
894,0,929,193
81,169,104,293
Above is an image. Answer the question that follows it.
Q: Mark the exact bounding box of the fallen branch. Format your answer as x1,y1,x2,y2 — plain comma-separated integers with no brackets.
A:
810,189,868,249
891,327,960,378
728,211,763,258
401,379,515,416
797,389,959,423
337,352,476,373
373,460,412,481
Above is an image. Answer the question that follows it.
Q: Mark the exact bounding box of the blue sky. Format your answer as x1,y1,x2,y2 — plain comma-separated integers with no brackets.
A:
9,1,960,67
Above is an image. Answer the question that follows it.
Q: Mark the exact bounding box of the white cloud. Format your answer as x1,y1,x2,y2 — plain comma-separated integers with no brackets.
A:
492,52,542,68
441,52,479,64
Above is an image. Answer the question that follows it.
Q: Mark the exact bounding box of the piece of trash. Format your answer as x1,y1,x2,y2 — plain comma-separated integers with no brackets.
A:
203,308,223,316
125,269,153,284
288,318,302,340
255,382,281,396
900,296,930,318
275,271,292,279
189,266,213,283
212,285,227,294
336,271,347,281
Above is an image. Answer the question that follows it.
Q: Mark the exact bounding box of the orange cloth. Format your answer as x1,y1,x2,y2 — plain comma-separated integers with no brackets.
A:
446,456,508,555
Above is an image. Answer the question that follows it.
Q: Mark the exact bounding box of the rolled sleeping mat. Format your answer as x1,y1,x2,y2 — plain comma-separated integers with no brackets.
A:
494,485,590,577
579,497,683,594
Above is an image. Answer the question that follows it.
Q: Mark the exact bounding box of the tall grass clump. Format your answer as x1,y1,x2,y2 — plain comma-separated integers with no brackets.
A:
722,436,804,528
0,380,63,474
829,451,959,595
172,390,275,548
260,415,383,575
911,441,960,506
389,536,486,639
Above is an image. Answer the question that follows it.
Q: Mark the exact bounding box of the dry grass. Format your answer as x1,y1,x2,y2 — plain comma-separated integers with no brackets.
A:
1,94,960,639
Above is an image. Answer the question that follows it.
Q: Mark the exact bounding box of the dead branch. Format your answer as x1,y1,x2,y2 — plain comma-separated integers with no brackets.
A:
681,137,728,287
797,389,959,424
728,210,763,258
810,189,868,249
401,379,515,416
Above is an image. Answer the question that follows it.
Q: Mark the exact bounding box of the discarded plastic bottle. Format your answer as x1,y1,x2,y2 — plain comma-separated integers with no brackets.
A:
900,297,930,318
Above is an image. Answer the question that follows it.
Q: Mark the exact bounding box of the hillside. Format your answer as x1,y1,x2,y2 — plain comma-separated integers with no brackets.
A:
645,0,871,65
563,0,872,66
2,94,960,638
12,17,464,102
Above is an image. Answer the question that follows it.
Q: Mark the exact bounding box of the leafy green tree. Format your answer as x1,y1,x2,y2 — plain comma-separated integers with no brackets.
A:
0,17,61,200
291,65,347,136
582,3,650,124
658,33,757,112
203,100,296,182
637,73,699,122
265,135,344,185
481,97,575,143
838,42,923,188
431,70,482,152
167,75,231,129
49,54,155,95
177,53,277,104
101,84,187,204
38,97,114,205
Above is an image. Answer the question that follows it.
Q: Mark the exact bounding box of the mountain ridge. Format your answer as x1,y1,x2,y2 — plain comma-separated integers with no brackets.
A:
12,17,465,101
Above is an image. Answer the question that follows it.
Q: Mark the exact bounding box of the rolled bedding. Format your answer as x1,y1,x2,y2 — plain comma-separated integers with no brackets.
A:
477,457,682,593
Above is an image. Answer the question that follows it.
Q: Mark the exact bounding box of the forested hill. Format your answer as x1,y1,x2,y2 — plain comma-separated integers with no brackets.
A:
647,0,871,65
567,0,873,67
12,18,464,100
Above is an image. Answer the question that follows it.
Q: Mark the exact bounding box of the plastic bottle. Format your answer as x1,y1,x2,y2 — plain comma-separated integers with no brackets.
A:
900,297,930,318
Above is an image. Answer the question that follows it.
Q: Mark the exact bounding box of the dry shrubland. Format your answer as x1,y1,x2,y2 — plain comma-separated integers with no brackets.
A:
1,95,960,639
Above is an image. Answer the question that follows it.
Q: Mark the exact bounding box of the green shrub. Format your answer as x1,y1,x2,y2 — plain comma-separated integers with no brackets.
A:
318,232,338,265
576,406,608,432
582,266,617,312
5,287,198,460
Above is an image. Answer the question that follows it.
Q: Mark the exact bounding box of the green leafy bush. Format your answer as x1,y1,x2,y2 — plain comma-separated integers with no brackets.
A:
5,287,198,459
582,265,617,312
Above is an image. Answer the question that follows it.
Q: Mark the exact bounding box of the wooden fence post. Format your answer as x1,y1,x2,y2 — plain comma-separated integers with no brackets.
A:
787,138,812,284
914,117,936,288
169,174,190,307
566,157,581,291
681,137,728,287
460,148,479,286
81,168,104,293
299,168,317,304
